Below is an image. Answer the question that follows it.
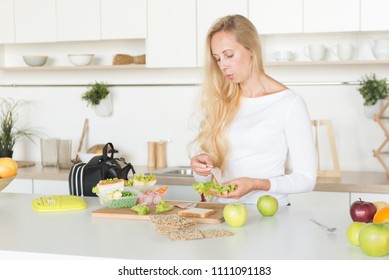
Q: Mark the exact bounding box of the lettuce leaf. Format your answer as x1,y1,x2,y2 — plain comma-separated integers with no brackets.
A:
192,182,236,199
156,200,174,213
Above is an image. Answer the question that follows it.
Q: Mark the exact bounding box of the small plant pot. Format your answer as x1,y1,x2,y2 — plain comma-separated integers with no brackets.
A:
0,150,13,158
364,99,385,119
94,95,113,117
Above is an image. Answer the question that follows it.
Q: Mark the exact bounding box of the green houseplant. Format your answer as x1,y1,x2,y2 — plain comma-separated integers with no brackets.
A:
81,81,112,117
0,98,38,158
358,73,389,106
81,81,109,107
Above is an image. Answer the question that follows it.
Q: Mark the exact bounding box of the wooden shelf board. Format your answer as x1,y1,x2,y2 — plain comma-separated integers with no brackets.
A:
0,64,146,71
265,59,389,67
0,60,388,71
316,171,389,194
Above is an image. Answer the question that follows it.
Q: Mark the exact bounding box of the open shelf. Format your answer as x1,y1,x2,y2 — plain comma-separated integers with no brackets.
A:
0,64,146,71
265,59,389,66
1,60,387,71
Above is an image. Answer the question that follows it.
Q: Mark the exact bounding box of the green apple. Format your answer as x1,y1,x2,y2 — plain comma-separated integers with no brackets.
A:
223,203,248,227
257,195,279,216
346,222,366,246
359,223,389,257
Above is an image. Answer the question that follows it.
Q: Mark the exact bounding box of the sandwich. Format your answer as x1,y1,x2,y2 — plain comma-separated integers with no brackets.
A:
92,178,124,195
192,181,236,199
129,174,157,187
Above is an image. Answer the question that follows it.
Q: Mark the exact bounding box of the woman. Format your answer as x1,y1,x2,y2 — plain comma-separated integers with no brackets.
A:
189,15,317,206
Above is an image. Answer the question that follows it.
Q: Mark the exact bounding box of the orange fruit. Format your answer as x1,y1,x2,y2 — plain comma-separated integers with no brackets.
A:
0,157,18,178
373,206,389,223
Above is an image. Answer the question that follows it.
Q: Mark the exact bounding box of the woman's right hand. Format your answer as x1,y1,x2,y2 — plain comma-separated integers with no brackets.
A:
190,153,213,176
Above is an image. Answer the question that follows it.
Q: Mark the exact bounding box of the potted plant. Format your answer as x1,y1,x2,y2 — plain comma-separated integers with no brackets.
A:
0,98,38,158
358,73,389,119
81,81,112,117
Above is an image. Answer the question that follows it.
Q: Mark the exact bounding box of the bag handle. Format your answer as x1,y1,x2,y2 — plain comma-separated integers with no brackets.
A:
116,157,136,178
102,142,115,161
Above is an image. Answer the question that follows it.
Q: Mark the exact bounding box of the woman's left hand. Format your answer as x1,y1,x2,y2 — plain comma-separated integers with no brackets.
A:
221,177,270,199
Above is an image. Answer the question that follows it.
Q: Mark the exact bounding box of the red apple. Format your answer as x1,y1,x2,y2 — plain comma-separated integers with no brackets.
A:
350,198,377,222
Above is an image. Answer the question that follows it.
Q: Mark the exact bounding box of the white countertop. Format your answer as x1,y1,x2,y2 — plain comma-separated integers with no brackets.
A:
15,164,389,194
0,192,386,260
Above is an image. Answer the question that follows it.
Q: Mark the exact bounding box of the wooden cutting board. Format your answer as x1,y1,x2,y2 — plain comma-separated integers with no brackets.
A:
16,160,36,168
91,201,226,224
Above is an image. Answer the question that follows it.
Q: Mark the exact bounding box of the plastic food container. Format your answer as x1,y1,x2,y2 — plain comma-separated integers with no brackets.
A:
101,195,137,208
131,183,155,193
137,190,164,206
98,187,141,208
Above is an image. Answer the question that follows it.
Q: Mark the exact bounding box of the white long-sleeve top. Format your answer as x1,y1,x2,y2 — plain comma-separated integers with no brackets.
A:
194,89,318,206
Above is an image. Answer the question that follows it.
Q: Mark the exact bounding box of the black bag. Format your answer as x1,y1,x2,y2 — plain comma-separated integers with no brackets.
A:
68,142,136,196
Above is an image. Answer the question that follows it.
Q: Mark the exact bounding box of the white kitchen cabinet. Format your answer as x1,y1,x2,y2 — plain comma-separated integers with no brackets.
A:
14,0,56,43
303,0,359,33
146,0,196,68
249,0,302,35
56,0,100,42
1,179,69,195
100,0,147,40
2,179,33,194
33,180,69,195
288,191,350,213
360,0,389,31
0,0,15,44
196,0,248,66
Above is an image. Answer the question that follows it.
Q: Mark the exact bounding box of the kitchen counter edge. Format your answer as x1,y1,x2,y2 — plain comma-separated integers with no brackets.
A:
15,164,389,194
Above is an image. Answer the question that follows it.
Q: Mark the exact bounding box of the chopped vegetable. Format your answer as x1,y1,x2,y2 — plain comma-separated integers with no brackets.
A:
192,182,236,199
125,179,134,186
131,203,150,215
155,185,168,194
102,190,137,208
112,190,122,198
100,177,119,182
156,200,174,213
121,191,135,197
133,174,156,184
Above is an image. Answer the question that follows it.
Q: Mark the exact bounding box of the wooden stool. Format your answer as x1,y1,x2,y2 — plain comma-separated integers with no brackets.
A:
311,119,341,178
373,97,389,176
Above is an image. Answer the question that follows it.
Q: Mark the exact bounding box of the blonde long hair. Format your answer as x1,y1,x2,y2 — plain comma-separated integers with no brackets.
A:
189,15,264,172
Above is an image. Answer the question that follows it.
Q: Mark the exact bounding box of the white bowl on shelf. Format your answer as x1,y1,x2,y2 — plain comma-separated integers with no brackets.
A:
68,54,94,66
22,55,48,67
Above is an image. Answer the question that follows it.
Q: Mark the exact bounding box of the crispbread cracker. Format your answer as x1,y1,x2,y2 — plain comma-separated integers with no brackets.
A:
201,229,234,239
155,225,179,235
151,214,233,241
149,214,197,228
169,229,204,241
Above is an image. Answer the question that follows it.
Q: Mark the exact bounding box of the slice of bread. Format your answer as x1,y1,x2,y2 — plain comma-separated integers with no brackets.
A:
97,178,124,188
178,208,215,218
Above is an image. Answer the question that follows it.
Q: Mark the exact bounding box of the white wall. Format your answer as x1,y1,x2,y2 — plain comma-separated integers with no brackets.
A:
1,36,389,172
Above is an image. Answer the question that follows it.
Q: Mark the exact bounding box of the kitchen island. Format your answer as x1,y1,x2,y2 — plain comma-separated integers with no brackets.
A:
0,192,387,260
15,164,389,194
